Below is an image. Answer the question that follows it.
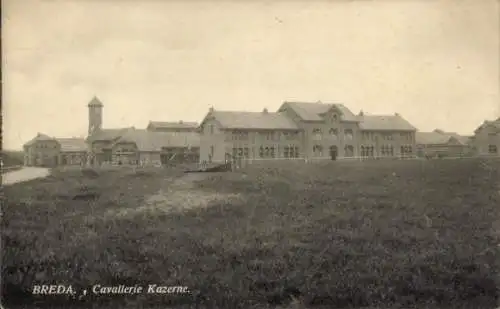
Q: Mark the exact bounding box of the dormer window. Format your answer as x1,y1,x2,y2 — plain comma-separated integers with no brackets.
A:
332,114,338,121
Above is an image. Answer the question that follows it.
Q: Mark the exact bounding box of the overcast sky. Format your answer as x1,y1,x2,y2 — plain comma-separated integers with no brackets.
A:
3,0,499,150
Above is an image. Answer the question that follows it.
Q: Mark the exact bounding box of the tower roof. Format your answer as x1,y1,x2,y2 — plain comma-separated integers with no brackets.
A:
88,96,103,107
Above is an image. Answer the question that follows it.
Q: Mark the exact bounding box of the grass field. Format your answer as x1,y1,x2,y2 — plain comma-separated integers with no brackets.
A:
2,159,499,309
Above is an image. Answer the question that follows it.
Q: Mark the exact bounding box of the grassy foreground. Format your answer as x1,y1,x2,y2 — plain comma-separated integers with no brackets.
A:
2,159,499,308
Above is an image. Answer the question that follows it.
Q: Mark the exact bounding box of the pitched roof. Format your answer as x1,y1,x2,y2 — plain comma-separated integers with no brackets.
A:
24,133,55,146
112,129,200,152
416,130,471,145
280,101,358,122
56,138,88,152
416,132,453,145
88,96,103,107
86,128,132,142
204,110,299,130
474,118,500,133
147,121,199,130
358,114,417,131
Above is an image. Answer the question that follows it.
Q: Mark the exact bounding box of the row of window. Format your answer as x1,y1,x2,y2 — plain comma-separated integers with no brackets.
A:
230,146,301,159
229,131,299,141
312,145,354,157
362,132,413,141
215,128,415,143
226,143,417,159
489,145,498,153
34,144,57,149
312,128,353,140
361,145,400,157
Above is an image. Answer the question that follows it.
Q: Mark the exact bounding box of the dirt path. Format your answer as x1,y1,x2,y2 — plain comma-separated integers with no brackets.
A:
2,167,50,186
105,172,243,218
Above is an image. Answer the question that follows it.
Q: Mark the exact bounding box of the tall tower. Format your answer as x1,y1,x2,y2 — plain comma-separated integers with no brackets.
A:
88,96,103,136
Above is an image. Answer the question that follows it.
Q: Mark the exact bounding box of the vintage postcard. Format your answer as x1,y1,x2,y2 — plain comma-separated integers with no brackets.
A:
2,0,499,308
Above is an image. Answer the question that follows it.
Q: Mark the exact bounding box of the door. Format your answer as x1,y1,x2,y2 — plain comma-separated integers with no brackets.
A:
329,145,338,160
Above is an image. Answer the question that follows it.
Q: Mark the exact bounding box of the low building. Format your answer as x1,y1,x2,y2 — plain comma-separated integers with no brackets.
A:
471,118,500,156
23,133,87,167
416,129,473,158
110,128,200,166
57,138,89,165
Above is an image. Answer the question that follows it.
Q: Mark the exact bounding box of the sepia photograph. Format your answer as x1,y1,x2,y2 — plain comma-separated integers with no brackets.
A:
2,0,499,308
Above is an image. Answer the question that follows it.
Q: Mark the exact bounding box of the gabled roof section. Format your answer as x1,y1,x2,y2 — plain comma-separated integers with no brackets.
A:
358,114,417,131
86,127,133,142
416,130,471,145
112,129,200,152
474,118,500,134
202,109,299,130
56,138,88,152
279,101,359,122
88,96,103,107
416,132,453,145
24,133,56,146
147,121,199,130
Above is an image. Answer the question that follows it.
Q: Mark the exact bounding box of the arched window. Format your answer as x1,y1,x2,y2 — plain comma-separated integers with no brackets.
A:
329,128,338,139
345,145,354,157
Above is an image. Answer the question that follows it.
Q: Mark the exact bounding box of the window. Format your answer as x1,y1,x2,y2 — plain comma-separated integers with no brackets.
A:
284,146,299,158
332,114,338,121
259,146,264,158
313,145,323,157
232,147,248,158
381,145,394,156
361,145,374,157
344,129,353,140
312,128,322,141
345,145,354,157
383,133,393,141
400,145,413,157
266,132,274,141
329,128,338,139
284,132,298,140
232,131,249,141
209,125,214,134
489,145,498,154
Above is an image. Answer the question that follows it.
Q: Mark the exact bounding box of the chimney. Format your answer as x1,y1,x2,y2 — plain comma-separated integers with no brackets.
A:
358,110,364,116
179,120,183,124
263,108,268,114
209,106,214,113
395,112,400,116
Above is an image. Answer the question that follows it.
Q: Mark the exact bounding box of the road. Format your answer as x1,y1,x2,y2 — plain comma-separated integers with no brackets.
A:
2,167,50,186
